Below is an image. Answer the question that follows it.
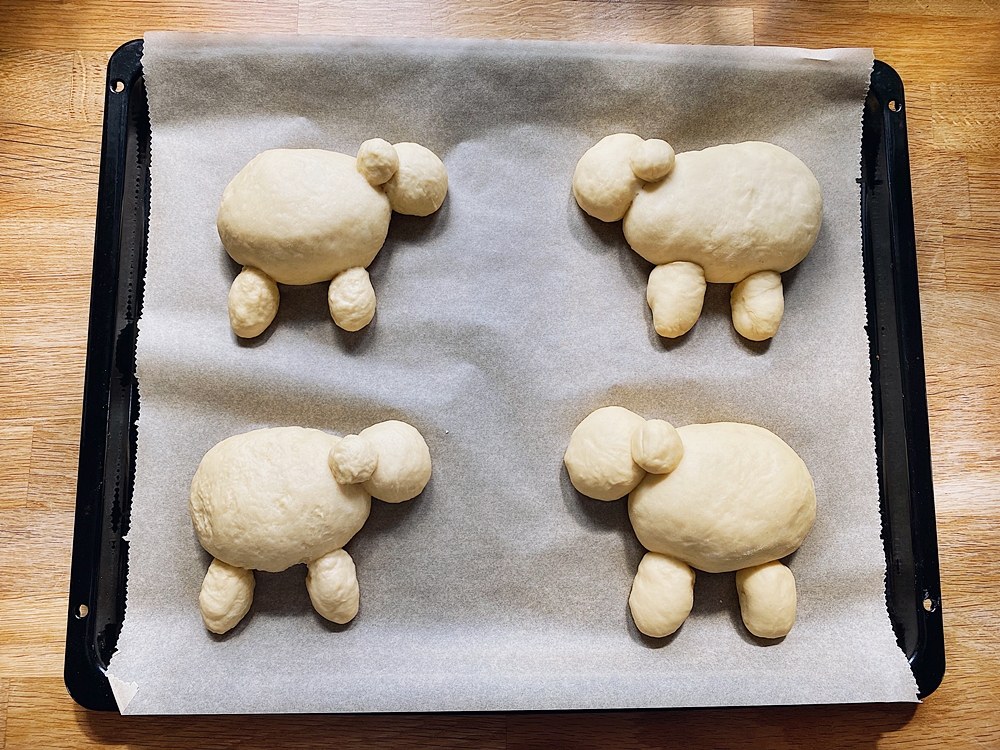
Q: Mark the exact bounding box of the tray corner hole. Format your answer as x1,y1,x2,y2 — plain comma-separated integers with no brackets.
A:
76,603,90,619
111,80,125,94
922,597,937,613
888,99,902,113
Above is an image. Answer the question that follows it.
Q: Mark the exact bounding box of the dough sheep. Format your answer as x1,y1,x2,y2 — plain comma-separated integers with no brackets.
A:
217,140,448,338
189,422,432,633
573,135,822,341
564,406,816,639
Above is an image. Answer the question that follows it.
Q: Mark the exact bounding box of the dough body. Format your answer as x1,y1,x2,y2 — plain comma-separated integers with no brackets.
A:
190,427,371,572
564,406,646,501
628,422,816,573
623,142,823,283
217,149,391,285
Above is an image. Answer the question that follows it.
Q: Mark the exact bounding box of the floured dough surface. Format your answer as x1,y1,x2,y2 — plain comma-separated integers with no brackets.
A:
217,149,391,285
628,422,816,573
190,427,371,572
623,142,823,282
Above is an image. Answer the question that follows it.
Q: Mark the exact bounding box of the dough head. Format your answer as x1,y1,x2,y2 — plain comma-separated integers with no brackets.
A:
572,133,644,222
564,406,647,501
359,420,433,503
383,142,449,217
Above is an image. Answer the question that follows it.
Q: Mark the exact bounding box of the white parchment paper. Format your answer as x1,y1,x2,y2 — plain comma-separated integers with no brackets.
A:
106,34,917,713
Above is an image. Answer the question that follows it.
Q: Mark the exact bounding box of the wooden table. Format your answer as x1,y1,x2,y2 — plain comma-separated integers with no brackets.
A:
1,1,998,747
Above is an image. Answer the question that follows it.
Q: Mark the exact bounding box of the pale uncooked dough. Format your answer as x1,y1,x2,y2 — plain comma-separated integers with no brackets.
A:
573,136,822,341
572,133,644,222
356,138,399,186
190,422,431,633
382,142,449,217
645,261,706,339
736,561,797,639
359,420,433,503
731,270,784,341
563,406,646,501
228,266,279,339
328,267,377,332
217,141,447,337
199,558,255,634
628,552,695,638
564,407,816,639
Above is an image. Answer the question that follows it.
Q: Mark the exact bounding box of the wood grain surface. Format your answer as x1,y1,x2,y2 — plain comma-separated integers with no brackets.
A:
1,1,998,747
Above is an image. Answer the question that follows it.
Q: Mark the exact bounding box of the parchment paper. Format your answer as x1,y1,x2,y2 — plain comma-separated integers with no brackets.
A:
106,33,918,713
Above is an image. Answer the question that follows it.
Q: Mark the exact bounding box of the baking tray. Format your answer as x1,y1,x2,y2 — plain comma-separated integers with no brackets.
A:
64,40,945,711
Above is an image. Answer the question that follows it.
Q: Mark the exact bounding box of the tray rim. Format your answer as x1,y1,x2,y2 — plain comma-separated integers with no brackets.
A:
64,40,944,712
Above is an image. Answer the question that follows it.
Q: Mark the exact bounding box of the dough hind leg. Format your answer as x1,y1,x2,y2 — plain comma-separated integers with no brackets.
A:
306,549,360,624
736,560,797,638
628,552,696,637
328,267,376,331
228,266,279,338
200,558,255,634
646,262,707,338
731,270,784,341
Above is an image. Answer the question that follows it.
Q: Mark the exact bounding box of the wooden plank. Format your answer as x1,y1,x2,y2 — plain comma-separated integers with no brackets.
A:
299,0,754,44
754,6,1000,84
869,0,1000,17
0,424,32,509
4,678,508,749
27,418,81,512
0,2,299,51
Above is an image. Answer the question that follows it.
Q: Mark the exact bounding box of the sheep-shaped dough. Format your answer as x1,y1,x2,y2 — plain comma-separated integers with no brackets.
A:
564,407,816,639
218,140,448,338
573,135,823,341
189,422,431,633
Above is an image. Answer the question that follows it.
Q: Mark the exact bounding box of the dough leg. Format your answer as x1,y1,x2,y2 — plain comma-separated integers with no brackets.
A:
306,549,360,624
646,262,707,338
736,560,797,638
328,267,376,332
628,552,696,637
731,270,784,341
228,266,279,338
199,558,255,634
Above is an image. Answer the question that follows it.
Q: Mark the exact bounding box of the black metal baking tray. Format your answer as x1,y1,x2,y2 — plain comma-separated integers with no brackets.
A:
64,41,944,711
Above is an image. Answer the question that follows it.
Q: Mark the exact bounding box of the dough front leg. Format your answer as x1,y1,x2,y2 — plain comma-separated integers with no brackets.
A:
731,270,784,341
628,552,696,637
228,266,279,338
646,262,707,338
306,549,360,624
200,558,255,634
328,267,376,332
735,560,797,638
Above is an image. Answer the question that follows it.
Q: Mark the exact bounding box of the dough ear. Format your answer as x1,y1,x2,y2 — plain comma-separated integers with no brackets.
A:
356,138,399,187
631,419,684,475
629,138,675,182
328,435,378,485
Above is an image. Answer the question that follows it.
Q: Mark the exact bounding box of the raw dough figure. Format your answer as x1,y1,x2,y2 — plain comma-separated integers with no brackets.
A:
573,135,822,341
564,406,815,639
190,422,432,633
218,139,448,338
